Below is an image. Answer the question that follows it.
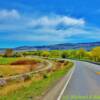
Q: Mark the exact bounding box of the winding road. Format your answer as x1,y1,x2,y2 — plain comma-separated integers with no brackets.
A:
60,61,100,100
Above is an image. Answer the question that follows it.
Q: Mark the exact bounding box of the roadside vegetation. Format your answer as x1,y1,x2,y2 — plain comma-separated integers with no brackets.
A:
0,59,73,100
20,46,100,63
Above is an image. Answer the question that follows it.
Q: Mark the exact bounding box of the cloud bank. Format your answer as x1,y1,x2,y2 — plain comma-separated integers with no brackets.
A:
29,15,85,28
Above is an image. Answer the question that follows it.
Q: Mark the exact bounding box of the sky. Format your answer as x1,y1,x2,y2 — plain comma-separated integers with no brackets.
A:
0,0,100,48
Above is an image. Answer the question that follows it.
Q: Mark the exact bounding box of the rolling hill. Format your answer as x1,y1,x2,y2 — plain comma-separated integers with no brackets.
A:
0,42,100,53
14,42,100,51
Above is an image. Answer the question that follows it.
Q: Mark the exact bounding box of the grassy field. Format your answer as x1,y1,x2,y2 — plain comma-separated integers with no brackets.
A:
0,60,73,100
0,57,43,77
0,64,37,77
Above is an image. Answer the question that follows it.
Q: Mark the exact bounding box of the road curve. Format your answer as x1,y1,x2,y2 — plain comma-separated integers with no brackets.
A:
61,61,100,100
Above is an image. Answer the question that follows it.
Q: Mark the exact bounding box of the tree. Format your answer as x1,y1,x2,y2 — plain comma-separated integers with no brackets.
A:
76,48,86,59
41,51,50,57
85,52,92,60
61,51,69,58
50,50,61,58
91,46,100,62
4,49,14,57
69,50,77,58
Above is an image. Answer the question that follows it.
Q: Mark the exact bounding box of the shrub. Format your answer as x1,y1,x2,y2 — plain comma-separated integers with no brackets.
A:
43,73,48,79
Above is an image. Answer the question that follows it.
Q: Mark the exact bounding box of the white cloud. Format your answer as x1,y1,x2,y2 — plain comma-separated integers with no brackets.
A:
29,15,85,28
0,9,20,19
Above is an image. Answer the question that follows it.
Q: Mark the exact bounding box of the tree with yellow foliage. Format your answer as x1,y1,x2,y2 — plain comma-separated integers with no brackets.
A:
91,46,100,62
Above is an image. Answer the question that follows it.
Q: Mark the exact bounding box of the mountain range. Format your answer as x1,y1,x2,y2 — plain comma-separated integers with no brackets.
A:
0,42,100,53
14,42,100,51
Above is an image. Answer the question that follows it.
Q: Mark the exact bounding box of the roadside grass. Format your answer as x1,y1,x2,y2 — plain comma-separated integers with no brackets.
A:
0,65,36,77
0,65,16,77
0,61,73,100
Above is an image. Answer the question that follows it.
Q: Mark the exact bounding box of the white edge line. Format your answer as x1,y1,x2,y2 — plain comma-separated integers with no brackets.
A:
57,63,76,100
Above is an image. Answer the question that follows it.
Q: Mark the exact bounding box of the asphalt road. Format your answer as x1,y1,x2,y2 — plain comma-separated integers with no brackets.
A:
61,61,100,100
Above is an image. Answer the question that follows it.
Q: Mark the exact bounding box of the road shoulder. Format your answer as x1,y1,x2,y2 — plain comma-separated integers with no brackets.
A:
42,65,75,100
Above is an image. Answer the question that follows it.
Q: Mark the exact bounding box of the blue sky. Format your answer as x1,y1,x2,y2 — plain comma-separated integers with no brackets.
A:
0,0,100,48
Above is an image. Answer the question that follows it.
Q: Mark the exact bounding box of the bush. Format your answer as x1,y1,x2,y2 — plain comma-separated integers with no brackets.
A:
43,73,48,79
0,74,3,78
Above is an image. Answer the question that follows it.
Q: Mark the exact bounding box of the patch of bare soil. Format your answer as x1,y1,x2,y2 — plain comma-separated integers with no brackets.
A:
10,59,38,65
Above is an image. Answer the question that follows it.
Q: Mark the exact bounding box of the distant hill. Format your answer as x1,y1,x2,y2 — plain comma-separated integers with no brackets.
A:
0,42,100,52
14,42,100,51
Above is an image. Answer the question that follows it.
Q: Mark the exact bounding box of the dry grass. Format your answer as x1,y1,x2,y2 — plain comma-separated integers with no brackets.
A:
0,73,43,96
0,64,37,77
